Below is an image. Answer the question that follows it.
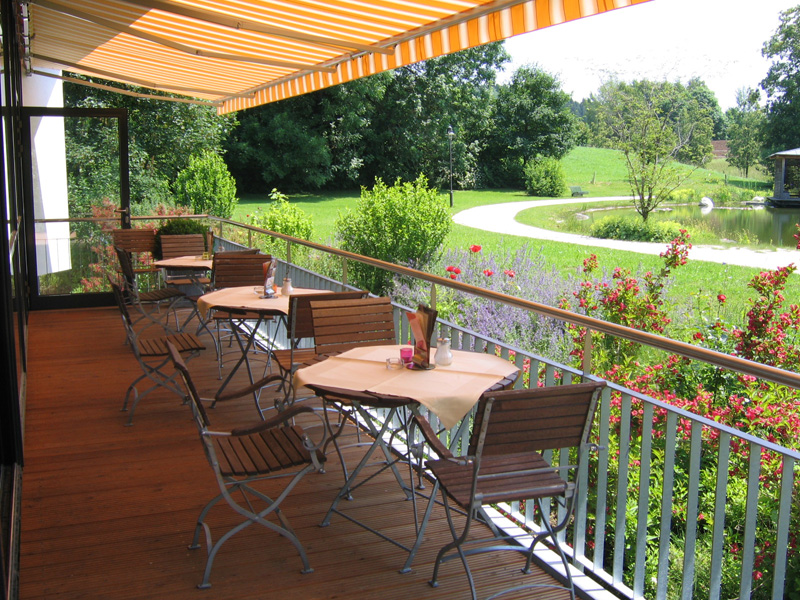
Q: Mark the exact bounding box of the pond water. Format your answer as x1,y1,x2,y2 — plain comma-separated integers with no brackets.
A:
584,204,800,248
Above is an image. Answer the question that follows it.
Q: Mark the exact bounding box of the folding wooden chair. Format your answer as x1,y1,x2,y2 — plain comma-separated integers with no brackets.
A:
159,233,206,259
309,295,397,355
209,252,275,377
115,245,186,334
167,342,326,589
111,228,159,275
420,381,607,600
271,290,369,409
109,279,205,425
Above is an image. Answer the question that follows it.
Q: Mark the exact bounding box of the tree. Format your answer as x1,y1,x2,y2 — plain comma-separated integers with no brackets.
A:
174,150,238,218
726,88,766,178
481,65,578,187
595,79,713,221
761,6,800,155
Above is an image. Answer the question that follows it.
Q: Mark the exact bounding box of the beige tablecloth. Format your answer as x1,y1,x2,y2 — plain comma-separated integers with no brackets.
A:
197,286,329,319
294,344,519,429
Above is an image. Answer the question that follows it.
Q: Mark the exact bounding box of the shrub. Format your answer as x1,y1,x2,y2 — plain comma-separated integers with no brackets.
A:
590,215,685,242
153,218,209,259
523,155,567,197
335,175,451,294
245,189,314,258
173,150,238,218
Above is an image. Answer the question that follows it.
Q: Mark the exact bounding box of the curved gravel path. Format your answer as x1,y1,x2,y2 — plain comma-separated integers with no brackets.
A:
453,197,800,270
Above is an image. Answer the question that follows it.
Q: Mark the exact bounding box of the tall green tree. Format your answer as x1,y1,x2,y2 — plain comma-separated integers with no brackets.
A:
726,88,766,178
363,43,509,189
595,79,713,220
481,65,578,187
761,6,800,155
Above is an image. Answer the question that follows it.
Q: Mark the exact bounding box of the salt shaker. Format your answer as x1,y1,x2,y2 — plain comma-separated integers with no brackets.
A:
281,277,293,296
434,337,453,366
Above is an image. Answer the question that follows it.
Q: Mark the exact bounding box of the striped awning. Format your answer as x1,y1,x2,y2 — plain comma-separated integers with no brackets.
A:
25,0,651,114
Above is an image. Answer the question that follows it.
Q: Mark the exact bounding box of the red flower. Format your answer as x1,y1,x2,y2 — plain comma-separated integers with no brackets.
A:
483,269,493,276
717,294,727,304
445,265,455,272
450,273,457,279
453,267,461,275
504,269,515,278
693,332,704,341
470,244,482,253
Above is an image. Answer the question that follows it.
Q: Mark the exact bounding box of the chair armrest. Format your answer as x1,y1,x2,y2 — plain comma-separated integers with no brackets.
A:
412,414,454,460
230,404,315,436
215,374,285,402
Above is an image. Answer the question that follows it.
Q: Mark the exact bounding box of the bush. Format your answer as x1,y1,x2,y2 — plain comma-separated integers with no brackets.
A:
153,218,209,259
245,189,313,257
173,150,238,218
335,175,451,294
523,156,567,197
590,215,685,242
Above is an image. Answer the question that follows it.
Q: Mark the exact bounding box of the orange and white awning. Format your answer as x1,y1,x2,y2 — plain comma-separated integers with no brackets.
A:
25,0,651,114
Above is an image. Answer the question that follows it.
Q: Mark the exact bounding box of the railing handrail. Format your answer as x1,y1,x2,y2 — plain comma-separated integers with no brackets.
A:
206,215,800,391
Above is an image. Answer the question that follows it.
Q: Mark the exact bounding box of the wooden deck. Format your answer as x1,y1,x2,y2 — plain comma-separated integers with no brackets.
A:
20,307,572,599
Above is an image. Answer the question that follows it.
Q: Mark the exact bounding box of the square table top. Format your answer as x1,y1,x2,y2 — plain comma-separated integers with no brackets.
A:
197,286,330,319
294,344,519,429
154,255,213,270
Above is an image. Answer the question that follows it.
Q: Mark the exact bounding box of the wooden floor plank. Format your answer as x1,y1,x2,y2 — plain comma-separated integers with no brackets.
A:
20,307,571,600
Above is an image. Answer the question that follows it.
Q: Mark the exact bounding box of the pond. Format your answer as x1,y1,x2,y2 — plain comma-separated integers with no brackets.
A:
583,204,800,248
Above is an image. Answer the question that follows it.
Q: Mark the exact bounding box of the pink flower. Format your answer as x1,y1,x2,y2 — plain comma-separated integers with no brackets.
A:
717,294,727,304
483,269,493,276
504,269,515,278
470,244,482,253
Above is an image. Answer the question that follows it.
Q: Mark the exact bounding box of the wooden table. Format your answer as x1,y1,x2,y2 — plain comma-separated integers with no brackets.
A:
153,255,214,331
294,344,519,571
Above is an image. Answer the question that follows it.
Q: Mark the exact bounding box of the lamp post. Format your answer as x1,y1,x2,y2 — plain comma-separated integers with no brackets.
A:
447,125,454,208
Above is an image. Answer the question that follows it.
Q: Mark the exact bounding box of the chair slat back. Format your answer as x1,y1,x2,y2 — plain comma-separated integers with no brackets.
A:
212,253,273,289
471,381,606,457
160,234,206,259
108,278,135,336
288,290,368,342
111,228,157,254
310,296,396,355
166,341,212,429
114,246,139,299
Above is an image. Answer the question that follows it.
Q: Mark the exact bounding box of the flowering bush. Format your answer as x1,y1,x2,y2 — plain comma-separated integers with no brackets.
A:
244,188,313,259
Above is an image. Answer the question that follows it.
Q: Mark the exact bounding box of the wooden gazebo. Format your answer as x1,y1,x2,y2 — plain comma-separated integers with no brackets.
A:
769,148,800,207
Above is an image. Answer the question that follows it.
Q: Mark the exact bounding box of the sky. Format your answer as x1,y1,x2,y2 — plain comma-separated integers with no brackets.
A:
501,0,799,110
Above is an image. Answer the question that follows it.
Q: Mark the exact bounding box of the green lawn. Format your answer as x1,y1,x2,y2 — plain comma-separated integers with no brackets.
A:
232,147,795,320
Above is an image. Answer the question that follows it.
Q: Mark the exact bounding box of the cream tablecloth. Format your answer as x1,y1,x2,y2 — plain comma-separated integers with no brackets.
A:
154,255,213,270
197,286,329,319
294,344,519,429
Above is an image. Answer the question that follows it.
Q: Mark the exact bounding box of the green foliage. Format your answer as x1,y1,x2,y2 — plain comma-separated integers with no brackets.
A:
726,88,767,178
523,156,567,197
174,150,238,218
593,79,714,220
153,218,209,259
244,188,314,257
761,6,800,156
590,215,685,242
335,176,451,294
481,64,578,187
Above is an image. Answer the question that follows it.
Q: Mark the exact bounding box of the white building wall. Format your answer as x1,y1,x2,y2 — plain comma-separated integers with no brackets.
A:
23,71,70,275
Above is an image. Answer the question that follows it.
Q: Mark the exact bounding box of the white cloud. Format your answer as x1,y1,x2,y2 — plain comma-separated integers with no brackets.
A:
501,0,798,110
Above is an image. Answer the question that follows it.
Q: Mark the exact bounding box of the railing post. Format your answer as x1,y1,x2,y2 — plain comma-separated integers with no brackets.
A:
582,327,592,375
430,283,436,310
341,257,348,287
286,240,292,266
248,229,252,249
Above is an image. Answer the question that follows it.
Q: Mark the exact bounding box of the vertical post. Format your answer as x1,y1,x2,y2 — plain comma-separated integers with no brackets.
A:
582,328,592,375
247,229,252,249
447,125,454,208
430,283,437,311
341,257,348,287
286,240,292,266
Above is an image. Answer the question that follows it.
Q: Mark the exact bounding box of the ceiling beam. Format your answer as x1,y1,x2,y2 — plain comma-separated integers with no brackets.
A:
118,0,395,55
31,0,337,73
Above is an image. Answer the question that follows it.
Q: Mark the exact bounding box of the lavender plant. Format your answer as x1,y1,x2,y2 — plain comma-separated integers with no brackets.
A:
393,244,575,364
